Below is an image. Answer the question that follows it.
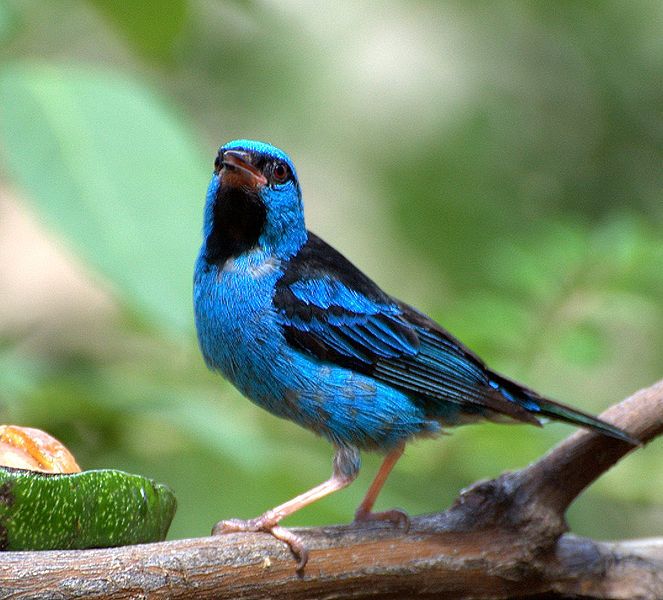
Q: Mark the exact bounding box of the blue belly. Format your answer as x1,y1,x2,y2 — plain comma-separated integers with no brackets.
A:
194,253,441,450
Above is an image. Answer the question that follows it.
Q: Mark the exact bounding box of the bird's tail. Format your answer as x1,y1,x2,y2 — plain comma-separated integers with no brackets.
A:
488,372,639,445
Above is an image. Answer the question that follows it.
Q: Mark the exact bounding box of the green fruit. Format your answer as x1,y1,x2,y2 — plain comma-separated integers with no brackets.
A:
0,467,176,550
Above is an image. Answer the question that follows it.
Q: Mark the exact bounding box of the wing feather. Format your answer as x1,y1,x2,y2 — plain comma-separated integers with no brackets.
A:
274,232,540,425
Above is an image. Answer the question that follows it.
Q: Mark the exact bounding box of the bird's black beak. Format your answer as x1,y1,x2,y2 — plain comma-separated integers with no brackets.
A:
219,150,268,189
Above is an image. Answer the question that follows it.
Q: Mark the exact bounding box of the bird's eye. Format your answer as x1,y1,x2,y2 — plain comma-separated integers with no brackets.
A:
214,153,222,172
272,161,289,184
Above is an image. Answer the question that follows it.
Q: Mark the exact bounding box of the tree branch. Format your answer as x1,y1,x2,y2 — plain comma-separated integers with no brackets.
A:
520,379,662,514
1,380,661,600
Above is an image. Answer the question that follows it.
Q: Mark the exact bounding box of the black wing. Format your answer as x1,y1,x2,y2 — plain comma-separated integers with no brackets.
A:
273,232,540,424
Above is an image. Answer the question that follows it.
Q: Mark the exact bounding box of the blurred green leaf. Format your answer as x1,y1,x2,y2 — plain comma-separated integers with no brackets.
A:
0,1,18,46
0,347,44,418
556,321,606,367
0,63,208,333
88,0,188,62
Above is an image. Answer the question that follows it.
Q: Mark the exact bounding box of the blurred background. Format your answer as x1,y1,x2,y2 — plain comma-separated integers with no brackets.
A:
0,1,661,541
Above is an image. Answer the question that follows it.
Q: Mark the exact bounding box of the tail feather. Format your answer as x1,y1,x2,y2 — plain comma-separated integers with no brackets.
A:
489,373,639,445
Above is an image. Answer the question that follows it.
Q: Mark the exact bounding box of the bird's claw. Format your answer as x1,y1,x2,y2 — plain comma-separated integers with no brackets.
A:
212,516,274,534
212,517,310,573
353,507,410,532
270,525,309,572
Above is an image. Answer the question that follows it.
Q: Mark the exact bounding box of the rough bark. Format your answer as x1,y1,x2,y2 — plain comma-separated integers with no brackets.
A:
0,380,661,600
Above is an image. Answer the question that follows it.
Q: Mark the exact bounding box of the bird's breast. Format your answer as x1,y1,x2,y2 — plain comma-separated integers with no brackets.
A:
194,251,284,381
220,254,281,278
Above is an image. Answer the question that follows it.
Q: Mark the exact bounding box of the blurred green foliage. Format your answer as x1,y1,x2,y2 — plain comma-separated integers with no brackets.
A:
0,63,206,331
0,0,661,543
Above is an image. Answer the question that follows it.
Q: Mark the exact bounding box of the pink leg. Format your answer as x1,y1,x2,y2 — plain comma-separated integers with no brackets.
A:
354,443,409,530
213,446,359,571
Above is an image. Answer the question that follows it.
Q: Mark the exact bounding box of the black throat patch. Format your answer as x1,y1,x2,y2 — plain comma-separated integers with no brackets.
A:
205,185,267,265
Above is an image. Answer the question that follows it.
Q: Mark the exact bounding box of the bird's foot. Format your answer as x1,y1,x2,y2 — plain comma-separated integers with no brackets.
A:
353,507,410,532
212,515,309,572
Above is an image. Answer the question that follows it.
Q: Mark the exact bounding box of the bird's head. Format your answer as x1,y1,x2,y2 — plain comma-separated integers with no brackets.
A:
202,140,306,264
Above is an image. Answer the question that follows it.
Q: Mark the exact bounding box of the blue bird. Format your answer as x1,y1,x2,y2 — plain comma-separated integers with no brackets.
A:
194,139,637,569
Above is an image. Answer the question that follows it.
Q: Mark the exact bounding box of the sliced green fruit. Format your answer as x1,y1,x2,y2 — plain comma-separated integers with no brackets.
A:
0,467,176,550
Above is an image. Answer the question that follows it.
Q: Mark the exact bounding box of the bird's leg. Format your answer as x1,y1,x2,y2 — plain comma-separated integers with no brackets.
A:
213,445,360,571
353,443,409,530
